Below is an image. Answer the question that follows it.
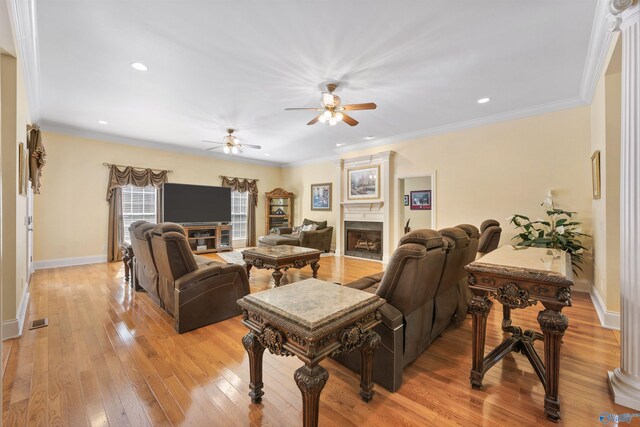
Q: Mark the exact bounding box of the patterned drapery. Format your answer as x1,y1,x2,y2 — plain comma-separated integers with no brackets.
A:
27,125,46,194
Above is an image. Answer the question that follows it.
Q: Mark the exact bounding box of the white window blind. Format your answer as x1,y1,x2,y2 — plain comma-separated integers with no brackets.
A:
122,185,157,244
231,191,248,240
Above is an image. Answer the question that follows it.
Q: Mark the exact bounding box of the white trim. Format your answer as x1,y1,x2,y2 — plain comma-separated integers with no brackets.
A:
2,288,30,340
41,121,283,167
589,285,621,330
33,255,107,270
579,0,615,103
7,0,40,120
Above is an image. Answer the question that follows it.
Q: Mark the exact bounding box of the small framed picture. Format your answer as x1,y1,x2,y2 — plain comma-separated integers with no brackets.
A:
347,165,379,200
311,183,332,211
410,190,431,210
591,150,601,199
403,195,409,206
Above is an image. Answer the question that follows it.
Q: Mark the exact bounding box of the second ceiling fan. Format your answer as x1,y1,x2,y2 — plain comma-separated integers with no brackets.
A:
285,83,377,126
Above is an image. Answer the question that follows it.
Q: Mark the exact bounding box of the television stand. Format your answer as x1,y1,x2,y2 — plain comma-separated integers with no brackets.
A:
182,224,233,254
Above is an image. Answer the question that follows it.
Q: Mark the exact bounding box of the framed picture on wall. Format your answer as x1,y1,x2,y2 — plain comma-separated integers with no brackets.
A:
311,183,332,210
18,142,27,196
410,190,431,210
347,165,379,200
591,150,601,199
403,195,409,206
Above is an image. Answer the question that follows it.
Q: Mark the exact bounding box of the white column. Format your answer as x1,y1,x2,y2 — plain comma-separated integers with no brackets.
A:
608,0,640,411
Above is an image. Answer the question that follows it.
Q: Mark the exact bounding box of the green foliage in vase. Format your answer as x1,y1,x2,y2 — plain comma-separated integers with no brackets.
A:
509,193,590,275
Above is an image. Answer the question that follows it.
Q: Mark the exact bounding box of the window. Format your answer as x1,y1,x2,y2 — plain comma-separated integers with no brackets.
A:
122,185,157,243
231,191,248,240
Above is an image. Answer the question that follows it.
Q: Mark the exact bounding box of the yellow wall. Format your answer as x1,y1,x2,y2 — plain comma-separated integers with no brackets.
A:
281,161,340,248
590,36,622,313
284,106,594,289
33,132,283,262
1,53,30,323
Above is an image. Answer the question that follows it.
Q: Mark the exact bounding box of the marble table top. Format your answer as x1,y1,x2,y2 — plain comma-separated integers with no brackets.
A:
242,245,321,258
467,245,573,284
238,279,383,332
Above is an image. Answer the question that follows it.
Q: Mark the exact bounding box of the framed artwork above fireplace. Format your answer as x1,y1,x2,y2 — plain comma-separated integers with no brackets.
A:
347,165,379,200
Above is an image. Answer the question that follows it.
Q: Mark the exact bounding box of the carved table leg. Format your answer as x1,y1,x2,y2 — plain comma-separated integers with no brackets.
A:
359,329,381,402
120,244,132,283
294,364,329,427
310,261,320,279
272,268,284,287
242,331,265,403
245,263,252,278
502,305,512,331
469,290,493,389
537,307,569,422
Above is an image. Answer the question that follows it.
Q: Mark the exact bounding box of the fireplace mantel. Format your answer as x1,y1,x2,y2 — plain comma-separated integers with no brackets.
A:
341,200,384,210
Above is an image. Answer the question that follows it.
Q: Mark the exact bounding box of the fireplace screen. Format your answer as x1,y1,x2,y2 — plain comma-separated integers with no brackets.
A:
344,221,383,260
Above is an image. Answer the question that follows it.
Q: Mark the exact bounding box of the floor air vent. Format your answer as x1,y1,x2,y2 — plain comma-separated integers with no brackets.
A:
29,318,48,330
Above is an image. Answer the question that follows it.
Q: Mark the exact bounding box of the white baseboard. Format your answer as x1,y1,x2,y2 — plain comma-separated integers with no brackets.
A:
33,255,107,270
590,285,620,330
2,288,30,340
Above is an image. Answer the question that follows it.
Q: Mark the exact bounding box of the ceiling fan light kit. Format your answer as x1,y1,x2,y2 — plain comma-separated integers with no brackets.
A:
285,83,377,127
203,128,261,156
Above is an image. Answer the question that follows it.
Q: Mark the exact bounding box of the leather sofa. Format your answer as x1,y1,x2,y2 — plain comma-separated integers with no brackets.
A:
334,227,477,392
478,219,502,256
258,218,333,252
128,221,250,333
454,224,480,321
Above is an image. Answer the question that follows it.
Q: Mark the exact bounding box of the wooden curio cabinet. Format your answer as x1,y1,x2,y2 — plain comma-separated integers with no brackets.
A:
265,188,294,234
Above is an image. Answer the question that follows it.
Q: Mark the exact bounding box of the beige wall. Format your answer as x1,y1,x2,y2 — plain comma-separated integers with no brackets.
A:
590,37,622,313
1,53,30,324
33,132,283,262
281,161,340,248
283,106,594,288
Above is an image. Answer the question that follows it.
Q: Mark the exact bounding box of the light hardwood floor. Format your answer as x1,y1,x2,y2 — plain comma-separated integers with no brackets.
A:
2,255,631,426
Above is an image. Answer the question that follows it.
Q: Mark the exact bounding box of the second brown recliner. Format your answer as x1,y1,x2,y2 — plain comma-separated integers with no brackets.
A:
150,223,251,333
334,229,447,391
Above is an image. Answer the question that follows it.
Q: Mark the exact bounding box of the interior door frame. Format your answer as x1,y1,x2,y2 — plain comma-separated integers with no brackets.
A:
394,171,437,244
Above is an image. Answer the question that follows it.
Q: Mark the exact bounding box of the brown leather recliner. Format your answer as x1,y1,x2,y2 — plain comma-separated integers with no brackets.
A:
453,224,480,322
431,227,471,340
150,223,250,333
478,219,502,256
129,221,160,305
334,229,447,391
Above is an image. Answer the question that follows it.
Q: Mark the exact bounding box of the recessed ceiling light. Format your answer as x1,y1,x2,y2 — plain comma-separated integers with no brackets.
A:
335,143,343,147
130,62,148,71
364,136,376,140
98,120,109,125
264,153,270,157
477,97,491,104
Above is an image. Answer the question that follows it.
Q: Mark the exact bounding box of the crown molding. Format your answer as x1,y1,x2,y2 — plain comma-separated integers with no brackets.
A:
40,121,284,167
7,0,40,121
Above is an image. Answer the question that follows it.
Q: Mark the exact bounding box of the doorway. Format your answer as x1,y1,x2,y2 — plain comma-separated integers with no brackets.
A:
398,174,436,240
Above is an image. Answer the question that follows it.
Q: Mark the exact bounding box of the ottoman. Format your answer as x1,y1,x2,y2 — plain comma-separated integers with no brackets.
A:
258,233,301,247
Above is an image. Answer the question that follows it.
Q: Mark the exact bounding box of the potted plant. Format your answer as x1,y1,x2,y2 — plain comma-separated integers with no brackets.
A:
509,191,590,275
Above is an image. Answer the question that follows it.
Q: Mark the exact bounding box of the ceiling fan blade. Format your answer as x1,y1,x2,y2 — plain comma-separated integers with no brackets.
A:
202,140,225,144
341,103,377,111
242,144,262,149
307,115,322,125
285,107,320,111
341,113,359,126
205,146,225,151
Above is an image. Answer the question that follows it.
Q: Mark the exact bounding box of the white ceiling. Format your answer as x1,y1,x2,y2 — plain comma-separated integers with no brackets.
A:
35,0,598,165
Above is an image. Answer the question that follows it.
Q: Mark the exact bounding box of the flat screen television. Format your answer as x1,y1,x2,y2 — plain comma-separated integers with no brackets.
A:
163,183,231,224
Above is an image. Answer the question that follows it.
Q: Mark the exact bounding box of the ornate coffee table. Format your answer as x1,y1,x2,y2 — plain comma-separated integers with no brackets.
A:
465,246,574,422
237,279,384,427
242,245,321,287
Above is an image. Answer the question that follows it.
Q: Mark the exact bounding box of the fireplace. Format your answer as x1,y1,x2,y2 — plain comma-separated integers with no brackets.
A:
344,221,383,260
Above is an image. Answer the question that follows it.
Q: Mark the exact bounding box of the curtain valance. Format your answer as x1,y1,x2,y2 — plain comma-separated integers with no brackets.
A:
220,176,259,206
106,165,169,202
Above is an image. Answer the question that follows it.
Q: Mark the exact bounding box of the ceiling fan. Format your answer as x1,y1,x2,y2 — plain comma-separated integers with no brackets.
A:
202,129,261,155
285,83,377,126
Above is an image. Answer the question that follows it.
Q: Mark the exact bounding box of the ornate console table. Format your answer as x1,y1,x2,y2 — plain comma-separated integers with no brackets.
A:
242,245,321,287
237,278,384,427
465,245,573,422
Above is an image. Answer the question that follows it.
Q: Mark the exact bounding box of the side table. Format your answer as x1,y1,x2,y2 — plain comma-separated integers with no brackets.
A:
237,278,384,427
